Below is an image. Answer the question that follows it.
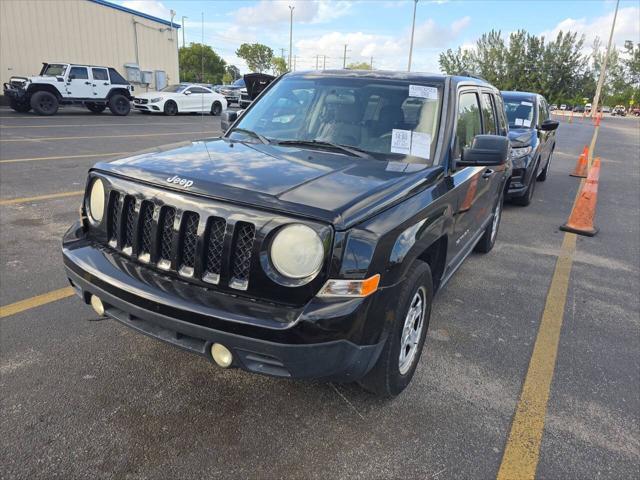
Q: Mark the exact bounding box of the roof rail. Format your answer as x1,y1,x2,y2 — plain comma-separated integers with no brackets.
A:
457,70,486,81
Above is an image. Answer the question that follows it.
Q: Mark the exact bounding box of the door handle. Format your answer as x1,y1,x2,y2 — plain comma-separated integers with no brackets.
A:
103,82,109,86
84,81,91,85
482,169,494,179
92,84,96,87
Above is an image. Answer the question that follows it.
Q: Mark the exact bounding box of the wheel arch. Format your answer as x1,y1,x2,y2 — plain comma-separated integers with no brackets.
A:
106,87,132,100
416,235,448,292
26,83,62,100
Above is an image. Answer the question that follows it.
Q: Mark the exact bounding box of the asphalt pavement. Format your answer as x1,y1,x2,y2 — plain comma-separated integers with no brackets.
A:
0,106,638,479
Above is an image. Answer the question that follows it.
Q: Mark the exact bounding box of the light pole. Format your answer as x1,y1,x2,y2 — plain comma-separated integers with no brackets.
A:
181,16,187,48
407,0,418,71
288,5,295,72
592,0,620,117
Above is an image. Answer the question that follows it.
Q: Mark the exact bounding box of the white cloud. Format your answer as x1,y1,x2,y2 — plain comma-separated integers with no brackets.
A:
540,6,640,49
413,15,471,48
119,0,172,20
234,0,353,27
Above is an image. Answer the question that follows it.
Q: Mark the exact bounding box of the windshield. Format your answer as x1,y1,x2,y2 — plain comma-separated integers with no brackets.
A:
503,95,536,128
42,64,67,77
161,84,188,93
231,75,442,162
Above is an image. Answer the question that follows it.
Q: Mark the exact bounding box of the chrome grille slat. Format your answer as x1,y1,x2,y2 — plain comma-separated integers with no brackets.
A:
138,201,155,263
108,191,121,246
203,217,226,284
122,196,136,254
230,222,255,291
178,211,199,277
158,207,176,270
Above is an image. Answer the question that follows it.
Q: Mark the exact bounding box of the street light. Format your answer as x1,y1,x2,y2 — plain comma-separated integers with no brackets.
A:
181,16,187,48
407,0,418,72
289,5,295,72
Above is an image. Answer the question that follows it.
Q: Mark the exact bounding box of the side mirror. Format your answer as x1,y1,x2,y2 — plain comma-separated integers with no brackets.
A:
459,135,510,167
184,91,191,95
221,111,238,132
68,74,76,81
539,119,559,131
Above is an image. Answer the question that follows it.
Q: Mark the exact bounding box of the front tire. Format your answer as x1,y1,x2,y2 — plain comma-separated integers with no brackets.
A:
537,149,553,181
359,261,433,397
211,101,222,116
512,170,536,206
164,101,178,116
30,91,59,116
108,94,130,116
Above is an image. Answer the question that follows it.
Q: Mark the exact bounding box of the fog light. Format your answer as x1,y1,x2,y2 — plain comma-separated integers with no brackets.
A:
90,295,105,316
211,343,233,368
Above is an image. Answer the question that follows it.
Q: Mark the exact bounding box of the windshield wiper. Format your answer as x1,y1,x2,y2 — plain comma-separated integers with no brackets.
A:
229,128,271,145
276,140,372,159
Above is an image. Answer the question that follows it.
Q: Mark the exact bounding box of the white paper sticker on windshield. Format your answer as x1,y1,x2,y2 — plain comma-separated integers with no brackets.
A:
410,132,431,159
523,119,532,127
521,101,533,107
409,85,438,100
391,129,412,154
515,118,524,126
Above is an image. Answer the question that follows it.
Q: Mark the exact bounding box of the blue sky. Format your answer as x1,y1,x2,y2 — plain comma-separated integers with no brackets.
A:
117,0,640,73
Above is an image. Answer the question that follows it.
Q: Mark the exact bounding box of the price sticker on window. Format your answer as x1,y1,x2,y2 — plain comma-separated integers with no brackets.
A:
391,129,412,154
409,85,438,100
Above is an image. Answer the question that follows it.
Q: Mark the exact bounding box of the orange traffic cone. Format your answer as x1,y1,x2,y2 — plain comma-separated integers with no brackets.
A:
570,146,589,177
560,157,601,237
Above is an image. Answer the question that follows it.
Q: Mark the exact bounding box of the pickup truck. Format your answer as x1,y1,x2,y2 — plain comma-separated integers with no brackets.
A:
62,70,512,397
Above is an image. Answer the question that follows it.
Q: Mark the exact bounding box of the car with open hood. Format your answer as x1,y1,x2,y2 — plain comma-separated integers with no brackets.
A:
133,83,227,116
238,73,275,108
501,91,559,206
63,70,511,397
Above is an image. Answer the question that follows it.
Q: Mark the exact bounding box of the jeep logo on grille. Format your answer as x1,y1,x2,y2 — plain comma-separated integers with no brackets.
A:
166,175,194,188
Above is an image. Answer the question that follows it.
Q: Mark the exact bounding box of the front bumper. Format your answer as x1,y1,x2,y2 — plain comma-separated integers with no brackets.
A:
62,223,386,381
506,155,535,197
3,84,26,100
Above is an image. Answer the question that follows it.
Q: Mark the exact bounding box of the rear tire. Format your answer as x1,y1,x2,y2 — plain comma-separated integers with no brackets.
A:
358,261,433,397
30,91,59,116
86,102,107,114
108,94,130,116
475,191,503,253
211,101,222,116
10,99,31,113
164,101,178,116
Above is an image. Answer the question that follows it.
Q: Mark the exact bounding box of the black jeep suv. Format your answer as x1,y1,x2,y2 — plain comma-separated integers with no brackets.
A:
63,71,511,396
501,91,559,206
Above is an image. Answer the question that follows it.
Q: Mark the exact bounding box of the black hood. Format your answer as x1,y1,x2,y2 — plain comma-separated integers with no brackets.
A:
508,128,536,147
244,73,275,100
92,138,440,230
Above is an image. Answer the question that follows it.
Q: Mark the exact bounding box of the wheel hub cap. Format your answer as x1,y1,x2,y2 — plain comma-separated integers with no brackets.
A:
399,287,426,375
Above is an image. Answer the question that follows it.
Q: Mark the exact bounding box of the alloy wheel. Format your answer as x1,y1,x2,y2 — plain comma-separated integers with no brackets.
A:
399,287,426,375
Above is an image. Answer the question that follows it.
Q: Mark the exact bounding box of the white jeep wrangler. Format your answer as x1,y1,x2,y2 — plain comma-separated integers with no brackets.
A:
3,63,134,116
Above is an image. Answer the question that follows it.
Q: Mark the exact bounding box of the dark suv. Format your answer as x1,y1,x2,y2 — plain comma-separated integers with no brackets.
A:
63,71,511,396
501,91,559,206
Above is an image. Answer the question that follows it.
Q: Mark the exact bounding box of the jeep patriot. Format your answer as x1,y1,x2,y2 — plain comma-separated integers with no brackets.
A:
62,70,512,396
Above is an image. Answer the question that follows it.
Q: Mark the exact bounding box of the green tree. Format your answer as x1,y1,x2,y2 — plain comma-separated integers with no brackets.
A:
272,57,288,76
347,61,372,70
179,43,226,84
222,72,233,84
439,46,475,75
236,43,273,73
226,65,241,81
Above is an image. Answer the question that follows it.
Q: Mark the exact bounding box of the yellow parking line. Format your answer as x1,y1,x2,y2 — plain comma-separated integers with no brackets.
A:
497,126,601,480
0,287,75,318
0,190,83,206
496,233,576,480
0,131,217,143
0,152,131,164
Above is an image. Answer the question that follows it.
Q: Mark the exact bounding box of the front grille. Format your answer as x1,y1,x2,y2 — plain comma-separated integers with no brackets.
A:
104,192,257,290
134,98,149,104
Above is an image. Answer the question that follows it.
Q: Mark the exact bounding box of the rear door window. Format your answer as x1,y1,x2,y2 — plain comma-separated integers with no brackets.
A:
454,91,482,159
92,68,109,81
480,93,498,134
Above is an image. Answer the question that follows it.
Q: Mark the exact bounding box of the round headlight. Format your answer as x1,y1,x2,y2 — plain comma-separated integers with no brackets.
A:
270,224,324,279
88,178,105,223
